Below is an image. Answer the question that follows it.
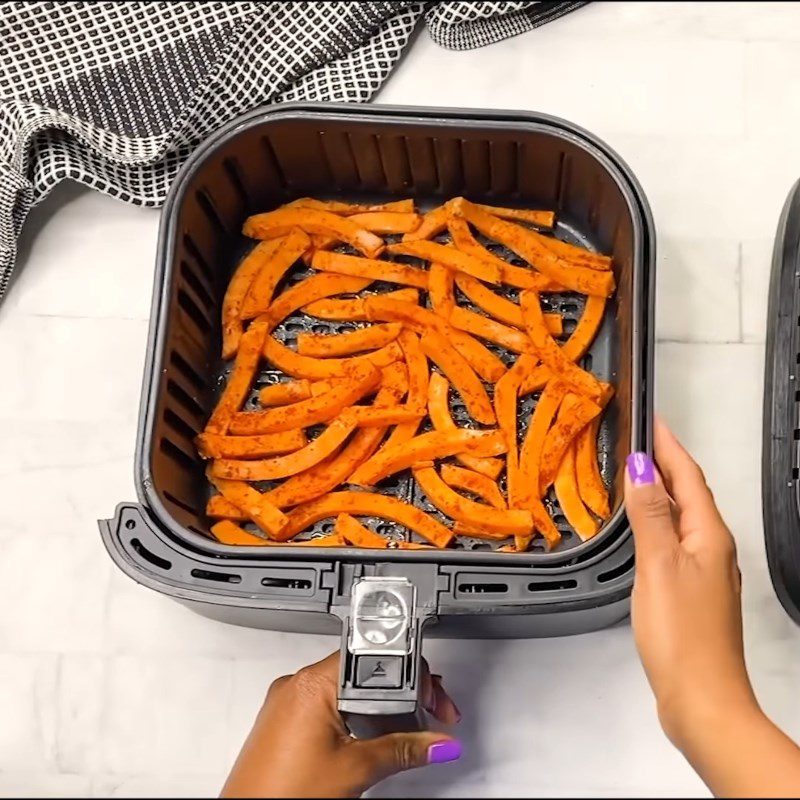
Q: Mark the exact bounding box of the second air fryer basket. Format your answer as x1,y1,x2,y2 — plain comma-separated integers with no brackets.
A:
139,103,650,564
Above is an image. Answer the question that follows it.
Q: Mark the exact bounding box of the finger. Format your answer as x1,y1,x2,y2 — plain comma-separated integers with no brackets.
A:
348,731,462,785
653,417,726,535
430,675,461,725
624,450,678,563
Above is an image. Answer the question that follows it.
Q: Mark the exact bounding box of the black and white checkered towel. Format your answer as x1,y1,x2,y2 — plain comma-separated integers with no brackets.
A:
0,1,586,300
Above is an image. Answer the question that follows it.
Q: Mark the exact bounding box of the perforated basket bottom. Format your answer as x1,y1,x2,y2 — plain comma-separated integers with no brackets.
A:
211,222,616,553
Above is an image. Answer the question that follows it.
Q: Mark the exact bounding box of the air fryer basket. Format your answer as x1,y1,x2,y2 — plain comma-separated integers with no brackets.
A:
101,103,654,729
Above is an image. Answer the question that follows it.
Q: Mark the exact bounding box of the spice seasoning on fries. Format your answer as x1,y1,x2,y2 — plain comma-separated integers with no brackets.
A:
199,195,616,551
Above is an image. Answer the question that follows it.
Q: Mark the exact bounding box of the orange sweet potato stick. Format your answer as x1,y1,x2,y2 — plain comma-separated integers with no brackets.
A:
206,470,288,537
205,322,267,435
446,216,564,292
243,207,384,259
347,212,422,234
211,520,270,545
334,513,390,548
538,392,602,497
196,428,307,459
413,465,533,538
277,492,453,548
451,521,510,540
211,412,358,481
575,416,611,520
261,273,372,330
286,198,414,215
309,378,345,397
257,380,312,406
401,202,452,242
426,372,503,479
428,262,455,317
419,329,496,425
440,464,507,509
377,329,428,451
221,238,284,359
206,495,248,520
348,406,425,427
475,202,555,229
535,234,612,271
264,365,408,508
302,288,419,321
240,228,312,319
450,331,507,383
519,290,604,402
454,273,562,333
296,322,402,359
449,307,535,354
520,295,608,395
386,240,501,284
262,337,402,380
311,251,428,289
555,443,600,541
451,198,615,297
350,429,506,487
228,361,380,434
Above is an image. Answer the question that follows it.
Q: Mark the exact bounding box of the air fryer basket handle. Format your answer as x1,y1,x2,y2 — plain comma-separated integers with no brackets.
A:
335,570,440,739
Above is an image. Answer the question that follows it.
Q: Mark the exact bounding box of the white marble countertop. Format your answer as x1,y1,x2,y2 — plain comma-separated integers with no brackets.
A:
3,2,800,796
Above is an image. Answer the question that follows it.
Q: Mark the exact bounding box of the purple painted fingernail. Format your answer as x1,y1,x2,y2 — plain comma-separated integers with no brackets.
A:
626,452,655,485
428,739,462,764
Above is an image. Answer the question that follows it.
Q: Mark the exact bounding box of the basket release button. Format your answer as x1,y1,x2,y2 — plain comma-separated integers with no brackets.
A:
355,655,403,688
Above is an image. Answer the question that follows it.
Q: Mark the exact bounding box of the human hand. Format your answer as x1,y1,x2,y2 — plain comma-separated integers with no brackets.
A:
221,651,461,798
625,417,756,749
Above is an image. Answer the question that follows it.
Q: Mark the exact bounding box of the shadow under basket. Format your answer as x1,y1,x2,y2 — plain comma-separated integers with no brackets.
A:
100,103,654,731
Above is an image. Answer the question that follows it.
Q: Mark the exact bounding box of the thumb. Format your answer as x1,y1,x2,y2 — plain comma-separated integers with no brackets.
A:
348,732,462,785
625,451,678,564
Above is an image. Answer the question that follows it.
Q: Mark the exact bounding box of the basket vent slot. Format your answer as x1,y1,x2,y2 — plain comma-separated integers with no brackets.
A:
223,157,250,207
597,554,635,584
182,234,215,287
130,538,172,571
167,378,205,419
458,582,508,594
159,437,197,471
169,350,205,392
196,189,230,234
261,136,288,189
191,568,242,584
164,408,198,443
163,490,199,516
180,260,214,311
527,578,578,592
178,288,212,334
261,576,313,590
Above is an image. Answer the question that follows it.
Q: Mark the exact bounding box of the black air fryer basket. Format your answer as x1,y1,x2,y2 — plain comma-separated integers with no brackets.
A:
100,103,654,728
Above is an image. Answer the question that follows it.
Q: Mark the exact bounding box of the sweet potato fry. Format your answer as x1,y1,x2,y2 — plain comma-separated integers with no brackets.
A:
257,379,312,406
205,322,267,435
454,273,562,334
312,251,428,289
334,513,390,548
277,492,453,547
451,198,615,297
419,329,496,425
262,273,372,330
449,307,534,354
519,290,603,402
519,295,608,395
240,228,311,319
555,443,600,541
386,240,501,284
426,372,503,479
348,212,422,234
296,322,402,358
428,262,455,316
451,521,510,540
348,406,424,427
451,332,506,382
211,412,358,481
207,471,288,537
287,198,414,215
309,378,344,397
243,207,384,258
475,202,555,229
576,416,610,520
350,429,506,487
229,361,380,434
262,365,407,508
440,464,507,509
211,520,269,546
538,392,602,496
446,216,564,292
206,495,248,520
401,202,451,242
536,234,612,271
413,466,533,537
196,429,307,459
302,288,419,321
262,336,402,380
222,238,284,359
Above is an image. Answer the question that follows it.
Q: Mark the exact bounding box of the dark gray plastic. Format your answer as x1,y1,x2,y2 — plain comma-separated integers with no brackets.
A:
100,102,654,641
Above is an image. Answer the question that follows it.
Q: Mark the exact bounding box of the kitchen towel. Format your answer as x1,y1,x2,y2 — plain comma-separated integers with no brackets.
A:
0,0,586,300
